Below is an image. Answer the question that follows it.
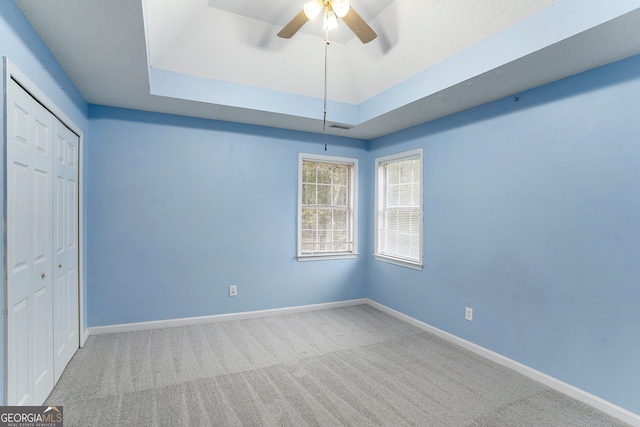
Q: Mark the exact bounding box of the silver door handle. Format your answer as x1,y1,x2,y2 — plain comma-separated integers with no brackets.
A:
41,272,47,279
58,263,63,269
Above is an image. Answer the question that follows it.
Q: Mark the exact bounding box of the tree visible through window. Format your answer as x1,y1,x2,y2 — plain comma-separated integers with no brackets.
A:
298,154,358,259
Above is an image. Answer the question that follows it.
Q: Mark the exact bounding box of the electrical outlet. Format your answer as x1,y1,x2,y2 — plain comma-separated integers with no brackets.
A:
229,285,237,297
465,307,473,321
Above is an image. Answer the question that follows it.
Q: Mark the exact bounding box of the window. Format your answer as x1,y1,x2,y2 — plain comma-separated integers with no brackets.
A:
298,153,358,260
375,149,423,269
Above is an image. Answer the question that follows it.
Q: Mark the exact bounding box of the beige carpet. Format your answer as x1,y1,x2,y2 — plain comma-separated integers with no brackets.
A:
46,305,630,426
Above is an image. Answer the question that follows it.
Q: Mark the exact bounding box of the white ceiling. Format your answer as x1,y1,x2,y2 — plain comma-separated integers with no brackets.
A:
14,0,640,139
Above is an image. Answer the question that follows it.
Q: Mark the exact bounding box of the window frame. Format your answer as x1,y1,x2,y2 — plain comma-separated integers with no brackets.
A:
297,153,358,261
374,148,424,270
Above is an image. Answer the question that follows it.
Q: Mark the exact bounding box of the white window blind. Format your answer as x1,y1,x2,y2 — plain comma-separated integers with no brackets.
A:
375,149,423,269
298,154,358,260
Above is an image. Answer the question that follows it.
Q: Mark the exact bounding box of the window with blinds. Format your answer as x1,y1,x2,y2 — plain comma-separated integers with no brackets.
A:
375,149,423,269
298,153,358,260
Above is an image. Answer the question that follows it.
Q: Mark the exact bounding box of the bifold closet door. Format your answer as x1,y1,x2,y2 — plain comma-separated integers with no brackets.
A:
6,78,80,405
6,78,55,405
52,116,79,382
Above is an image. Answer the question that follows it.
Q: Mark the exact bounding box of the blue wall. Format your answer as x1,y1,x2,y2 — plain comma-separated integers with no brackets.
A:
367,54,640,414
86,106,369,326
3,0,640,416
1,1,89,405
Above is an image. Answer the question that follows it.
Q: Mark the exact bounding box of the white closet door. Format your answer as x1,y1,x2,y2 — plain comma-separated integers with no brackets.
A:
53,117,80,381
7,79,55,405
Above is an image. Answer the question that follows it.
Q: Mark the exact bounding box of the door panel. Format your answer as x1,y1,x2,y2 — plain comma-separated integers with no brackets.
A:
34,286,49,383
54,274,66,365
53,117,79,382
11,163,29,272
30,97,55,405
67,178,77,250
33,168,49,263
33,111,50,156
12,298,30,405
54,175,65,255
7,79,55,405
7,81,34,405
53,133,67,368
66,268,78,342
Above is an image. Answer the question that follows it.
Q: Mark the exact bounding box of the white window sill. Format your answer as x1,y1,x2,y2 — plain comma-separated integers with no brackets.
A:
374,255,423,270
298,253,359,262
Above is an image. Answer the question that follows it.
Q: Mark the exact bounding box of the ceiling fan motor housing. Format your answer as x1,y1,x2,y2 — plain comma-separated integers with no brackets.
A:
304,0,351,20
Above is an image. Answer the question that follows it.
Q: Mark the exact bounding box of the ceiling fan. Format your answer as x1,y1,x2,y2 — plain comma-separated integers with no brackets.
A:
278,0,377,44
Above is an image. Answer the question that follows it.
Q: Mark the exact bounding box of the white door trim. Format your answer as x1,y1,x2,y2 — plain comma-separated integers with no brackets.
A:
3,57,86,402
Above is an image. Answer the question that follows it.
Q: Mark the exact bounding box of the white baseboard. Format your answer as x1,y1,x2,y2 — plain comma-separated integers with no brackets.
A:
366,299,640,427
88,298,367,336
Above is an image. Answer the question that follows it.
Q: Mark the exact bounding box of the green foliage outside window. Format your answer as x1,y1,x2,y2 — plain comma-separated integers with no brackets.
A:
301,160,351,253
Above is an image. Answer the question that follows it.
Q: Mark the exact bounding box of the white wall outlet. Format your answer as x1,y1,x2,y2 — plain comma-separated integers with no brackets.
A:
229,285,237,297
465,307,473,321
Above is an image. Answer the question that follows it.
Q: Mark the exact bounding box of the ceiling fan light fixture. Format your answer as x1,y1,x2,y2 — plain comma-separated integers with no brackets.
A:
278,0,376,43
323,9,338,30
331,0,350,18
303,0,323,20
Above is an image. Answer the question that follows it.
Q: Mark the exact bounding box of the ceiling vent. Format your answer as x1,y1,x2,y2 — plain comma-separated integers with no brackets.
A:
329,124,352,130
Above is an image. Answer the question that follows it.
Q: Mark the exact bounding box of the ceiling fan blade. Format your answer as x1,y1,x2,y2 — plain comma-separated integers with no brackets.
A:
342,6,377,44
277,9,310,39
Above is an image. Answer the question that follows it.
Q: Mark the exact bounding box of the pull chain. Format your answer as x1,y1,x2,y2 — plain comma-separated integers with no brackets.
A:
323,28,329,151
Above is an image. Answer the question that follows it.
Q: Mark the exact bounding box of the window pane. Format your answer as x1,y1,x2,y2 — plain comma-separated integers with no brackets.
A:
302,183,316,204
387,163,399,185
301,230,316,252
387,185,399,207
399,183,412,207
333,230,347,251
333,164,348,184
302,161,316,183
412,183,420,206
400,161,413,183
411,235,420,259
412,160,420,182
385,210,398,231
334,209,347,229
411,211,421,234
398,211,411,232
387,229,398,254
332,184,347,206
397,232,411,257
317,230,330,251
317,184,330,205
317,163,332,184
302,208,317,229
317,209,332,230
